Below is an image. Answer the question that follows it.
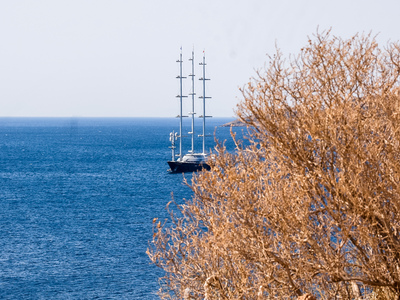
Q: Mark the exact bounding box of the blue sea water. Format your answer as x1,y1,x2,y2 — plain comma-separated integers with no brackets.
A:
0,117,238,299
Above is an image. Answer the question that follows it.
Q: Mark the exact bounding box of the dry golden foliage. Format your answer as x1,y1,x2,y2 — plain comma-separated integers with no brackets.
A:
148,30,400,299
297,294,317,300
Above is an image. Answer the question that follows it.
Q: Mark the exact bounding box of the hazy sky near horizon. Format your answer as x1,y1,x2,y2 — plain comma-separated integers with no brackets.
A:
1,0,400,117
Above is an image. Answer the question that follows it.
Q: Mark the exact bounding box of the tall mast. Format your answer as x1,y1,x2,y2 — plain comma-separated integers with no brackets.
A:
188,50,196,153
176,48,187,161
199,51,211,154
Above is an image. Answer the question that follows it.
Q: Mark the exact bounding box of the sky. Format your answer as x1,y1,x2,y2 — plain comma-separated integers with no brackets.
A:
1,0,400,118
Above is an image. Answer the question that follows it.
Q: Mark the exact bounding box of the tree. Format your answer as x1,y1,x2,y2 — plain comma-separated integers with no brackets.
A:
147,30,400,299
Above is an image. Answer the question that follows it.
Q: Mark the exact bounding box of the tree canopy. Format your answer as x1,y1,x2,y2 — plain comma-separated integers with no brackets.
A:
148,30,400,299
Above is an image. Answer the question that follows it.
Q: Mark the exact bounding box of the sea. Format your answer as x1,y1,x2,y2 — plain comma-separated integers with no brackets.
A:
0,117,239,299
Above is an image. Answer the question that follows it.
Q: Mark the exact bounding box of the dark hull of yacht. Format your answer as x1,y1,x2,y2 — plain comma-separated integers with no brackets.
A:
167,161,210,173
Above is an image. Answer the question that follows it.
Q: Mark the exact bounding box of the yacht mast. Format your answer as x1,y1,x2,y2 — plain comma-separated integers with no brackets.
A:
188,50,196,153
176,49,187,161
199,51,211,154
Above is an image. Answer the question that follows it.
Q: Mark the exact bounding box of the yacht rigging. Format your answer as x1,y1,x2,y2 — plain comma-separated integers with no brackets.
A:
167,49,211,173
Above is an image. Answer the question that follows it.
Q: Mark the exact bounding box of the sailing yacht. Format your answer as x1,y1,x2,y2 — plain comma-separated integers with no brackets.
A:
167,49,211,173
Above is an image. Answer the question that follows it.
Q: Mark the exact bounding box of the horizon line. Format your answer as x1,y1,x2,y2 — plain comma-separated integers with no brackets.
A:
0,115,237,119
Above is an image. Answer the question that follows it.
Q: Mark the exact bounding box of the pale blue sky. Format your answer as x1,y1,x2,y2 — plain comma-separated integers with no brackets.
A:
1,0,400,117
